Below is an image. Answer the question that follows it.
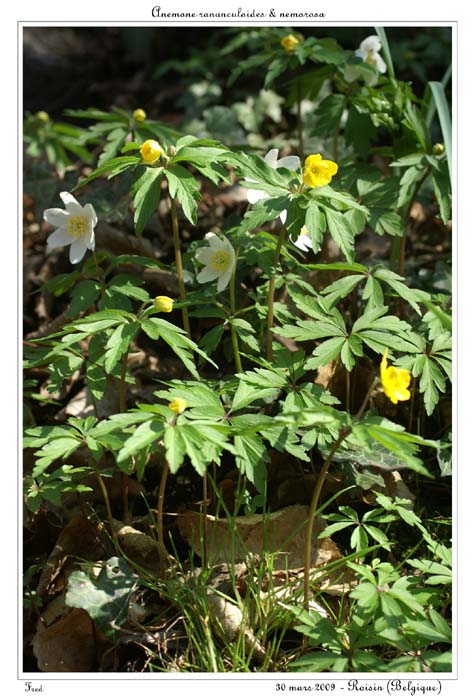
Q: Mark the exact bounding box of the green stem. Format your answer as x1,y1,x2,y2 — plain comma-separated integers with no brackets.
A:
95,471,120,554
157,460,170,574
201,472,209,569
397,165,432,278
296,78,304,162
229,250,242,373
266,225,287,361
118,353,130,524
169,196,191,338
303,377,378,609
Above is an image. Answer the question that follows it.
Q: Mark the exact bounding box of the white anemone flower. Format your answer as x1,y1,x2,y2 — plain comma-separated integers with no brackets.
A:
44,192,97,264
246,148,300,224
195,233,236,292
292,225,314,253
355,35,387,75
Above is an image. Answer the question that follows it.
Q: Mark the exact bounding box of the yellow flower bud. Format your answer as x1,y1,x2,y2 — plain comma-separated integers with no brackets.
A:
133,108,147,122
432,143,445,156
140,139,162,164
153,295,174,313
36,111,50,122
380,349,411,404
169,397,187,414
281,34,301,53
303,154,339,188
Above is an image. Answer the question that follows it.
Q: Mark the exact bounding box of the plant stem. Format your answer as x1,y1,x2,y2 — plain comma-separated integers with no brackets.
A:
118,352,130,524
266,225,287,361
397,165,432,278
95,471,120,554
296,78,304,162
201,472,209,569
229,250,243,373
345,369,351,413
303,377,378,609
157,460,170,573
169,196,191,338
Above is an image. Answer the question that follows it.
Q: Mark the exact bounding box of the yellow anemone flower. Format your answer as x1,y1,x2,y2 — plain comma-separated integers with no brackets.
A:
140,139,162,164
133,108,147,122
281,34,300,53
153,296,174,313
303,154,339,188
169,398,187,414
36,111,50,122
380,349,411,404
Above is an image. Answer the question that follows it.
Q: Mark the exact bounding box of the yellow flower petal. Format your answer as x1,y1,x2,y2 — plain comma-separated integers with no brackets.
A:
380,349,411,404
140,139,162,164
169,398,187,414
303,154,339,188
153,296,174,313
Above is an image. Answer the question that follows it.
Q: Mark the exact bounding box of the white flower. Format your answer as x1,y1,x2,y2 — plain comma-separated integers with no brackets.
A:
355,35,387,75
246,148,300,224
195,233,235,292
44,192,97,264
292,225,314,253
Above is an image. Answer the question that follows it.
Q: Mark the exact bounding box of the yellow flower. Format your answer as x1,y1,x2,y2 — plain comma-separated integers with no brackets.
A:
133,108,147,122
36,111,50,122
303,154,339,188
169,398,187,414
281,34,300,53
380,349,411,404
140,139,162,164
153,296,174,313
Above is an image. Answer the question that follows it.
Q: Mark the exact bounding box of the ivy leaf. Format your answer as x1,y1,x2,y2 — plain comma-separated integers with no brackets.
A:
66,557,139,639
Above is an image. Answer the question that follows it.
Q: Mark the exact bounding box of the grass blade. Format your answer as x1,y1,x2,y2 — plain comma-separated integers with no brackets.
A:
425,64,452,127
429,81,452,184
374,26,395,79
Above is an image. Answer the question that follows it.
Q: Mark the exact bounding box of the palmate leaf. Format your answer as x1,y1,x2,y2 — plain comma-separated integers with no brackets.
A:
74,155,140,189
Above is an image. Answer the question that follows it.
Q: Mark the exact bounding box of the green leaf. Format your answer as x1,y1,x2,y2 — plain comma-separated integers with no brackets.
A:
324,207,355,261
104,321,139,374
305,336,345,370
304,200,326,251
429,81,452,184
313,94,345,135
132,167,163,235
431,168,451,225
74,155,140,189
66,280,102,318
164,423,186,474
66,557,139,639
165,165,201,224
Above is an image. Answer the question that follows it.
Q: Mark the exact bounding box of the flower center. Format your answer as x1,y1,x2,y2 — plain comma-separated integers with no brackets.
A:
210,251,231,272
365,49,376,66
299,225,309,237
66,215,88,238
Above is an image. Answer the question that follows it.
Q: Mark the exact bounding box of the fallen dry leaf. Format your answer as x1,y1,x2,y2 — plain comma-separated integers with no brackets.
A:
178,504,332,570
32,594,111,672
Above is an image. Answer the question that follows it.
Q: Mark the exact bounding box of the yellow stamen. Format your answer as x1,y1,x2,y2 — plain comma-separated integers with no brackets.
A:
210,251,231,272
66,215,88,238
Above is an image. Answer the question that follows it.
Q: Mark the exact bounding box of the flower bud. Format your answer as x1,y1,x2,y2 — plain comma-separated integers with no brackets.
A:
140,139,162,164
281,34,301,53
36,111,50,122
167,145,177,157
169,398,187,414
432,143,445,156
153,295,174,313
133,108,147,122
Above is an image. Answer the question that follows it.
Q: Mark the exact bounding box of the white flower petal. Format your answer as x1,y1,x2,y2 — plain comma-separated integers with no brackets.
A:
43,208,70,227
374,53,387,74
276,155,300,171
204,232,223,249
86,230,95,251
264,149,279,168
216,265,233,292
293,234,313,252
84,202,98,226
46,228,74,248
355,48,366,60
247,188,266,205
69,238,89,264
279,210,288,224
360,35,381,53
195,247,215,264
59,192,83,216
196,267,220,284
